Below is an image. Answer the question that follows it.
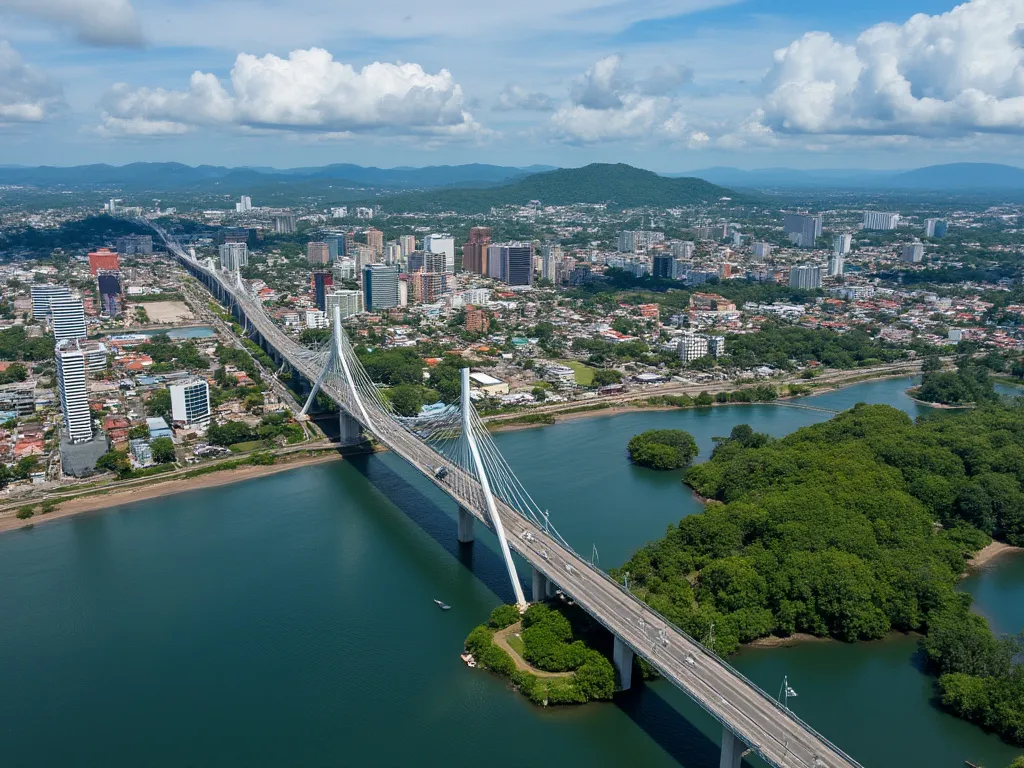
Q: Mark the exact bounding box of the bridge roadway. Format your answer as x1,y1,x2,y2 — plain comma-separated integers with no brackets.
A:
164,241,861,768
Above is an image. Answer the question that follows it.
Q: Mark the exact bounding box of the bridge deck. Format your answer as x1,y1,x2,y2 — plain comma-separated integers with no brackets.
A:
163,235,861,768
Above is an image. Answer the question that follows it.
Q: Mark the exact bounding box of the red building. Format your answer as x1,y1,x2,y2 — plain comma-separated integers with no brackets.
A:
461,227,492,275
88,248,119,275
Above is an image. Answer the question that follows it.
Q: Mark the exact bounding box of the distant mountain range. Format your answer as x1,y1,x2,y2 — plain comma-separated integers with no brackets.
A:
366,163,736,213
674,163,1024,190
0,162,554,192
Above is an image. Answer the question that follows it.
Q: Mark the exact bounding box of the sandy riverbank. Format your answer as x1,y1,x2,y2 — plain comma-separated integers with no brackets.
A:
746,633,832,649
0,452,343,535
968,540,1023,570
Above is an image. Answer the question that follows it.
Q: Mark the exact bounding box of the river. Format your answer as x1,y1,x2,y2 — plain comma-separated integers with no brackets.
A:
0,376,1020,767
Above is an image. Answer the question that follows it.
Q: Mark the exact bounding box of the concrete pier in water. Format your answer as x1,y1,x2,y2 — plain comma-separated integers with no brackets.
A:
457,507,475,544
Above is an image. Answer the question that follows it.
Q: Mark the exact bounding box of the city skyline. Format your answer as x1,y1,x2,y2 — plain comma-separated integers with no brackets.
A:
1,0,1023,170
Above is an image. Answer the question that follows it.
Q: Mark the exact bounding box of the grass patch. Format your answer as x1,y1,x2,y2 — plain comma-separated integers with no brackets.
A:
506,632,527,657
229,440,269,453
557,360,596,386
488,413,555,430
558,404,612,416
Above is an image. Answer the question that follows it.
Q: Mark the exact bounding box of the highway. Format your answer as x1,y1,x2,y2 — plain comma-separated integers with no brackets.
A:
159,231,862,768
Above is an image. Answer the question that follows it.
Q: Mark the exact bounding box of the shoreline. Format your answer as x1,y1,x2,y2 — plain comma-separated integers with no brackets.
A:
486,370,920,433
0,452,343,535
967,540,1023,570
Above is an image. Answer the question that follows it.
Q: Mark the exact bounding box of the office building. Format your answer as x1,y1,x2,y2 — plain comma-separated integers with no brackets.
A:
273,214,296,234
902,242,925,263
88,247,120,275
789,264,823,290
307,241,330,265
863,211,901,231
833,234,853,255
97,271,122,317
752,242,773,261
114,235,153,256
50,296,87,342
652,253,679,279
362,264,400,310
343,231,356,258
462,227,492,275
56,339,92,444
486,243,533,286
325,237,340,261
385,242,402,265
424,234,455,273
827,253,845,277
618,230,665,252
325,289,362,319
365,228,384,255
355,246,378,269
541,243,561,282
219,242,248,271
399,235,416,256
672,241,695,259
421,252,447,274
311,270,334,311
925,218,948,238
407,251,426,273
784,213,822,248
409,272,446,304
170,378,211,427
30,284,71,319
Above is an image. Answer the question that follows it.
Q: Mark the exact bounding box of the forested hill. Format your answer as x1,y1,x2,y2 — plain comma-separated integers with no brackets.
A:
368,163,737,212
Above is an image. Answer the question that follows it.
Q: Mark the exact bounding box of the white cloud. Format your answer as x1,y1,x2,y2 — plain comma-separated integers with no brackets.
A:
98,48,486,139
549,55,705,145
759,0,1024,137
495,85,556,112
0,41,63,123
0,0,144,46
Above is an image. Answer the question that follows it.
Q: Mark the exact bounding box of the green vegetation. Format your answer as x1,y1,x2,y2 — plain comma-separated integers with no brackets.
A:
207,413,303,448
369,164,736,213
128,424,150,440
488,413,556,430
136,334,208,373
556,359,596,386
0,363,28,385
15,505,34,520
465,602,616,706
721,325,904,371
150,437,176,464
146,389,172,420
627,429,699,470
385,383,440,417
0,326,54,362
913,362,999,406
95,449,133,478
615,403,1024,744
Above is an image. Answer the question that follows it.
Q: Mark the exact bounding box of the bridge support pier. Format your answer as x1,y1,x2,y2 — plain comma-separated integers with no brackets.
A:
613,635,634,691
457,506,475,544
531,567,548,603
719,726,745,768
338,410,363,446
546,579,558,599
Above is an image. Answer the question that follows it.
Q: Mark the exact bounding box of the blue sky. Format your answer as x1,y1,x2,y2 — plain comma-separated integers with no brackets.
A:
1,0,1023,171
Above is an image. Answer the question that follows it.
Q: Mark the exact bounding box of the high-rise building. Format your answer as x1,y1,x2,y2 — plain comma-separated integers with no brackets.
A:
407,251,426,273
399,235,416,256
273,214,296,234
362,264,400,310
901,242,925,263
331,207,348,219
333,258,357,282
50,296,87,342
325,289,362,319
827,253,845,277
385,243,402,265
863,211,901,231
423,252,447,274
409,272,446,304
833,234,853,255
618,230,665,252
311,270,334,311
365,228,384,254
325,237,340,261
236,195,252,213
343,231,356,258
752,242,773,261
652,253,679,279
925,218,947,238
425,234,455,273
170,378,211,427
784,213,821,248
97,271,122,317
541,243,561,282
307,241,330,265
56,339,92,444
465,305,489,333
219,242,248,271
462,227,493,275
30,284,71,319
114,235,153,256
486,243,533,286
678,332,710,363
672,241,695,259
88,247,120,275
789,264,823,290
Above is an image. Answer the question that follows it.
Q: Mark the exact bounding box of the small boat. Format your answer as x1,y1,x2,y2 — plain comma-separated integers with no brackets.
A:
434,599,451,610
460,652,476,668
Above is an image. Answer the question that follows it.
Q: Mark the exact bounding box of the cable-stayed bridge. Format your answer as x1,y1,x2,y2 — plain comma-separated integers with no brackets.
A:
154,227,861,768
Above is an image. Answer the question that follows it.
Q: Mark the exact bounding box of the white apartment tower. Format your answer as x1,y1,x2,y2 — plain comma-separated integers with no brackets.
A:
170,378,211,427
541,243,562,282
219,242,248,271
50,296,87,342
56,340,92,444
424,234,455,273
863,212,901,231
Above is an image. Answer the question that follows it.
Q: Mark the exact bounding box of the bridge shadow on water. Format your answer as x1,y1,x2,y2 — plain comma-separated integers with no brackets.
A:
332,443,744,767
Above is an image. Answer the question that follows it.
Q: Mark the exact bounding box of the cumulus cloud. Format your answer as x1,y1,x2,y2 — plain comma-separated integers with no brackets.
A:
0,0,144,46
0,41,63,123
494,85,556,112
98,48,485,138
550,55,704,144
759,0,1024,137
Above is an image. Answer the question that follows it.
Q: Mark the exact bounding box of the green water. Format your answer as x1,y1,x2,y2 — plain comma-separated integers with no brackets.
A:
0,376,1021,767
